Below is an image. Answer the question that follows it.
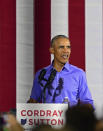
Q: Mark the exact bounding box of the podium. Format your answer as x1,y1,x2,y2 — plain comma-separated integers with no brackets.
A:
17,103,68,130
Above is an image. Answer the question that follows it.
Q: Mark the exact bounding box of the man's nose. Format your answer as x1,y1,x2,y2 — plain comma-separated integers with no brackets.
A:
63,47,68,52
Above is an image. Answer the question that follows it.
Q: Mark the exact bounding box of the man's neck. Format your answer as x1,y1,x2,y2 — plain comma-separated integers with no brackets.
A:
53,62,65,72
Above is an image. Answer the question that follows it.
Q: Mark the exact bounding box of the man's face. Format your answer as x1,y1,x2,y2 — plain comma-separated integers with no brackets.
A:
50,38,71,65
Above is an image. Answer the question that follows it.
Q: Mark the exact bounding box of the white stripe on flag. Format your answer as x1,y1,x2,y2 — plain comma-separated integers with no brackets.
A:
16,0,34,103
51,0,68,62
85,0,103,116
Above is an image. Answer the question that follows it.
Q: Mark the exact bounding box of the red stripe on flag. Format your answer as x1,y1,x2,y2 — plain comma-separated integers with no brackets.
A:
69,0,85,70
0,0,16,111
34,0,51,73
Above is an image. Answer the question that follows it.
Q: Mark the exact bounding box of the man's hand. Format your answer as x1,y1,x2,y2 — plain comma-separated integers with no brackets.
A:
27,98,37,103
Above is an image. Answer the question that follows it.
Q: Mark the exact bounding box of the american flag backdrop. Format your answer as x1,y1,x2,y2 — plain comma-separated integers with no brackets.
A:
0,0,103,116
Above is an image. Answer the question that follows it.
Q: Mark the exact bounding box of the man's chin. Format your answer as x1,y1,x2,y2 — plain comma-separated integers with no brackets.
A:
61,61,68,65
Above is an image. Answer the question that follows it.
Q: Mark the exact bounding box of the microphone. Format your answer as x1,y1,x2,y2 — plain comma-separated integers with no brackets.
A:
52,77,63,102
47,69,57,84
38,69,47,87
38,69,46,81
43,69,57,103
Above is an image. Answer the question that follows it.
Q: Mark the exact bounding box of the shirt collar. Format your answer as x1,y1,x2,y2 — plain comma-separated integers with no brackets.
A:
50,61,70,72
62,61,70,71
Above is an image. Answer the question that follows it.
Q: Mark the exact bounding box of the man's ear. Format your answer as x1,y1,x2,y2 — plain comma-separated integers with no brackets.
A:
49,47,54,54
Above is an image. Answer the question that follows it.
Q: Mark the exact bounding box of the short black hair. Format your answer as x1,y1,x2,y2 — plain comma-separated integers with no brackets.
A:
51,35,70,47
66,104,97,131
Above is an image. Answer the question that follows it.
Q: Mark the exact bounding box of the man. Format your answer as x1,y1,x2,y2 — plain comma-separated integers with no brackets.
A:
28,35,94,107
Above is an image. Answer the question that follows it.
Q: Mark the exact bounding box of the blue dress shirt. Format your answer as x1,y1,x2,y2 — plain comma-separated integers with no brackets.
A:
30,62,94,106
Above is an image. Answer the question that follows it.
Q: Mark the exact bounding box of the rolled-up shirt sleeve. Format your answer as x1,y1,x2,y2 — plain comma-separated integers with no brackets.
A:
78,70,94,106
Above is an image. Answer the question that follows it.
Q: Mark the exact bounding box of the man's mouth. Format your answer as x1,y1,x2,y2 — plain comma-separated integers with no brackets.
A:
62,54,68,59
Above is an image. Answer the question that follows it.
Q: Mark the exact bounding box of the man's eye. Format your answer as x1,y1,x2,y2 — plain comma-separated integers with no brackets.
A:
67,46,71,49
59,46,64,48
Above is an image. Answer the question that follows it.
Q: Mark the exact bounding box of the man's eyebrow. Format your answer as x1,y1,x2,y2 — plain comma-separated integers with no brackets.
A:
59,45,71,47
59,45,64,46
59,45,64,48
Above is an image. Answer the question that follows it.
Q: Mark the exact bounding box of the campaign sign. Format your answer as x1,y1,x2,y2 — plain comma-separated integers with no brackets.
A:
17,103,68,130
